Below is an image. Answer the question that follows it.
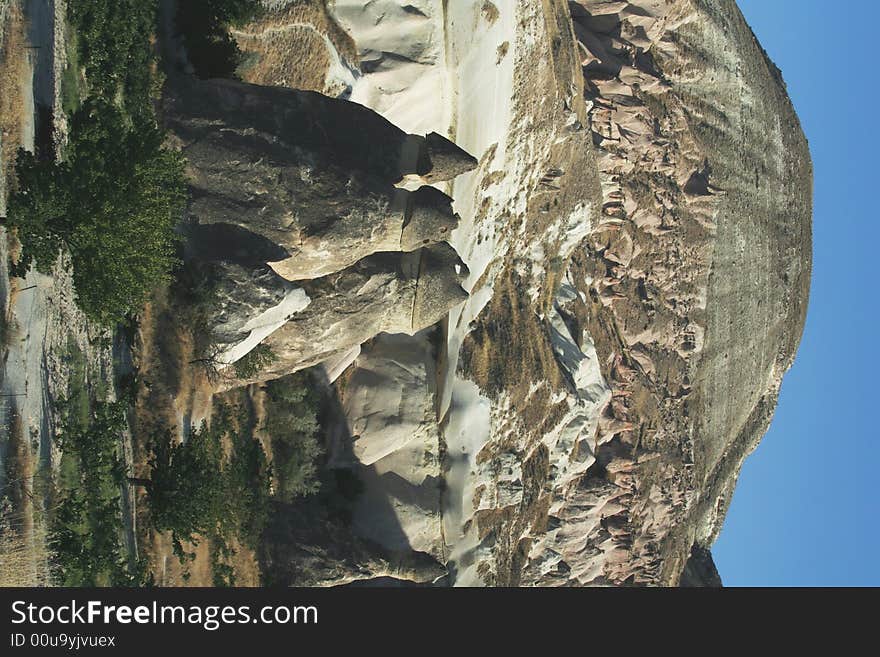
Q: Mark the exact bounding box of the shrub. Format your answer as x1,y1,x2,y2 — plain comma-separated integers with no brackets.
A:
67,0,157,115
233,344,277,379
0,502,52,587
5,2,186,325
50,400,148,586
144,421,227,559
226,419,272,547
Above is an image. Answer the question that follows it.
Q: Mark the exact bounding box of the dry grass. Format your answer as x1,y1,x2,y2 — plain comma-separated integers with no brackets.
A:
132,291,215,444
236,27,331,92
144,528,260,587
496,40,509,65
459,268,563,400
132,291,265,586
0,522,52,586
0,410,53,587
232,0,358,94
0,4,51,572
0,1,30,202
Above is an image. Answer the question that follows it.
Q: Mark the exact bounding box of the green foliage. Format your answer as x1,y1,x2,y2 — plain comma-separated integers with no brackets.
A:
145,421,226,559
5,2,185,326
210,537,237,586
67,0,158,118
61,31,83,115
6,99,187,325
177,0,263,79
5,152,68,272
143,405,271,562
171,258,222,356
50,400,148,586
233,344,277,379
0,307,7,348
265,373,323,501
226,419,272,546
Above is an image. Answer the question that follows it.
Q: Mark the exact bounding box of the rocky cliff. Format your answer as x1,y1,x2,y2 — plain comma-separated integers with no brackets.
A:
158,0,810,586
164,75,476,375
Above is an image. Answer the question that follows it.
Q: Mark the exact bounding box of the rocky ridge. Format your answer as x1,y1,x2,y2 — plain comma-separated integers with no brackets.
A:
157,0,811,586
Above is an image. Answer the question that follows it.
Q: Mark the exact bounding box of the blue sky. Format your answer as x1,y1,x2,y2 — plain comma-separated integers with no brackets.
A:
712,1,880,586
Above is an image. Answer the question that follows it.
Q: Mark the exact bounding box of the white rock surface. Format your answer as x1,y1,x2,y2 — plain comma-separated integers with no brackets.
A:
320,344,361,383
330,0,452,136
217,287,310,365
334,332,445,559
343,333,438,466
328,0,609,585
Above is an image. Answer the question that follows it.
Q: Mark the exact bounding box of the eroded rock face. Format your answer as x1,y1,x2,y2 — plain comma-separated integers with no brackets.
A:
162,74,475,382
167,76,473,186
166,77,476,282
316,0,615,587
205,0,810,586
555,0,812,584
313,0,809,587
335,332,446,560
211,243,467,388
260,499,446,587
678,545,722,587
342,334,439,467
200,260,311,365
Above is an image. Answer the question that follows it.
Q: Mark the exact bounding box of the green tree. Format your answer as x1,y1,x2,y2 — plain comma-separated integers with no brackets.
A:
136,405,272,560
67,0,157,114
50,400,147,586
232,344,277,379
226,422,271,547
264,373,323,501
5,98,186,325
139,420,226,559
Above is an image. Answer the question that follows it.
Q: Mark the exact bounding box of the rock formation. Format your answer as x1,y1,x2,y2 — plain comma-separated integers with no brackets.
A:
679,545,722,587
260,499,447,587
556,0,812,585
163,75,476,376
229,243,468,386
165,0,811,587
